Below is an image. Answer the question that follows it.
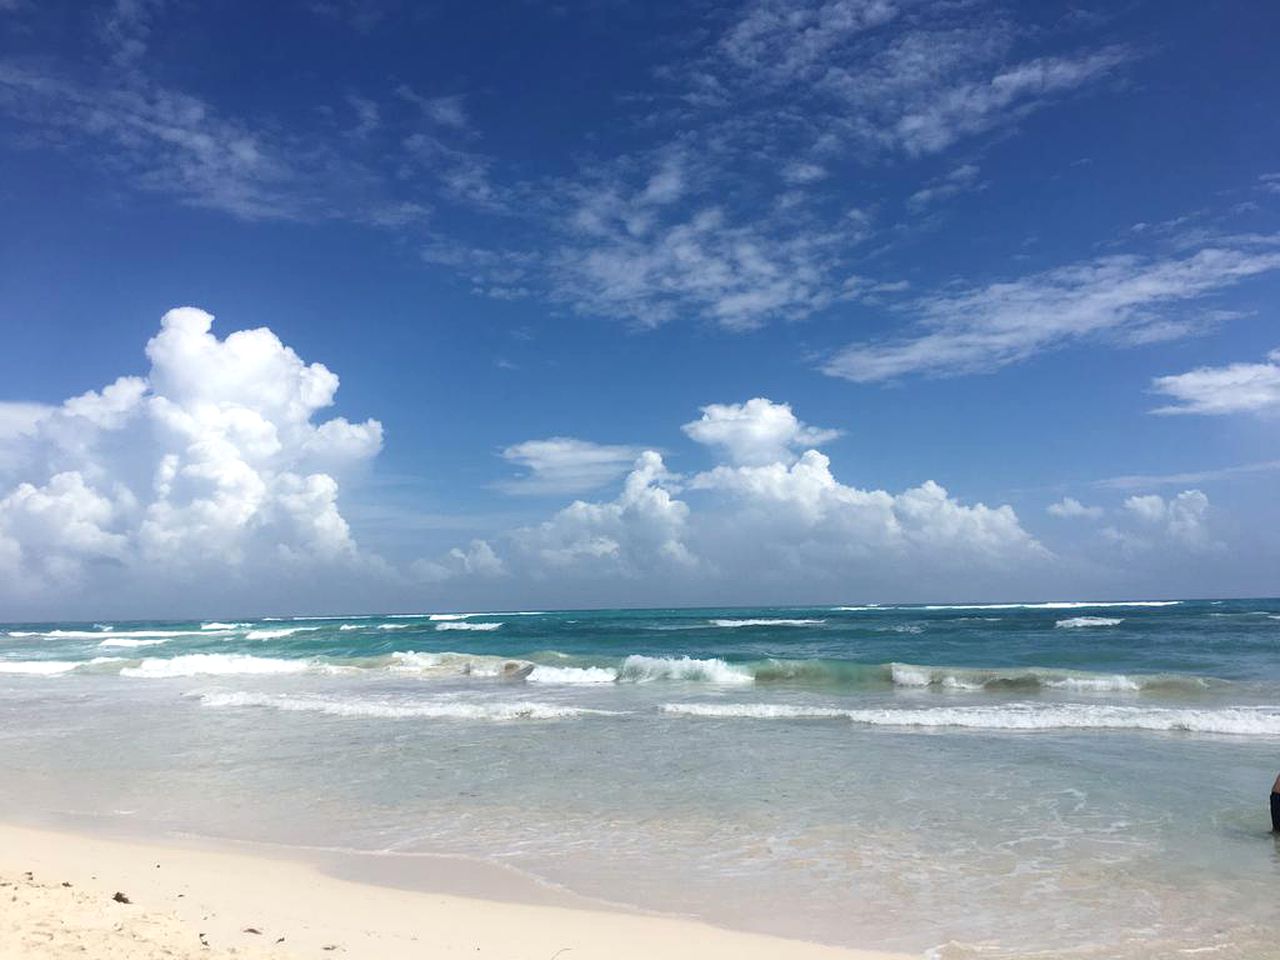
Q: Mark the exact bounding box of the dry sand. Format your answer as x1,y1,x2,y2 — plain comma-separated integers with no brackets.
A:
0,822,909,959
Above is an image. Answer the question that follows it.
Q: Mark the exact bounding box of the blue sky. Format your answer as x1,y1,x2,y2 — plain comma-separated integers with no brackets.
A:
1,0,1278,616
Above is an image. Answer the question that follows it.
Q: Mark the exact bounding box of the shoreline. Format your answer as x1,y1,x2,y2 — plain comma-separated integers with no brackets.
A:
0,820,911,959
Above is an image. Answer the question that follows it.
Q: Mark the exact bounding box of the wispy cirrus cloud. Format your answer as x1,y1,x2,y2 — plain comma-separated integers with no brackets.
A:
823,246,1280,382
1096,459,1280,491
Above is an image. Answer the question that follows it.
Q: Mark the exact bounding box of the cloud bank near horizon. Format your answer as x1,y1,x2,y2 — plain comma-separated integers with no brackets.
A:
0,309,1239,617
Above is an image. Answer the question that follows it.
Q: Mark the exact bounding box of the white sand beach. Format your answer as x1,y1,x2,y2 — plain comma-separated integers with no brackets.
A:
0,823,908,960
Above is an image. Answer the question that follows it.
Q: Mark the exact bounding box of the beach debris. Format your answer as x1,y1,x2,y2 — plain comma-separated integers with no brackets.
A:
275,936,286,944
23,871,32,879
243,927,262,934
112,891,132,904
61,881,72,887
198,931,209,947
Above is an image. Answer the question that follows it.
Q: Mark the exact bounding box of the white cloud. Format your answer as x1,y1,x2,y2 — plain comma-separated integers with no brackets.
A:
906,163,982,212
509,452,694,575
890,48,1129,155
1110,490,1213,551
0,307,383,602
1096,459,1280,490
682,398,840,466
0,402,54,441
1124,494,1167,524
824,247,1280,382
1150,349,1280,416
413,539,505,582
1047,497,1103,519
427,400,1047,595
690,450,1046,569
497,437,645,495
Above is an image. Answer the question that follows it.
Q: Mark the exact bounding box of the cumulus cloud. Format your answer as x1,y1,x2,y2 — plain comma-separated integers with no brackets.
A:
1047,497,1103,519
681,398,841,466
824,247,1280,382
428,400,1048,595
509,451,694,575
497,437,645,495
1103,490,1214,551
412,539,505,583
0,307,382,604
690,450,1046,571
1150,349,1280,416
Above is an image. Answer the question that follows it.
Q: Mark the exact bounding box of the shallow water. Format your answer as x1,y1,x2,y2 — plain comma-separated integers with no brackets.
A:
2,599,1280,956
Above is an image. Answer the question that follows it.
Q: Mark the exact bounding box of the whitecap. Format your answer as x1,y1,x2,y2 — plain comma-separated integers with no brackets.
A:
708,618,826,628
244,627,320,640
434,621,502,632
1055,617,1125,628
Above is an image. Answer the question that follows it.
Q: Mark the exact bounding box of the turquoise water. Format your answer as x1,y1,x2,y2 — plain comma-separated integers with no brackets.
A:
2,599,1280,956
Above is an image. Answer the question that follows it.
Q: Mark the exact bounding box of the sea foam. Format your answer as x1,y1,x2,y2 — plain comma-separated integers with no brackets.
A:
660,702,1280,735
1056,616,1124,628
121,654,315,678
199,691,618,721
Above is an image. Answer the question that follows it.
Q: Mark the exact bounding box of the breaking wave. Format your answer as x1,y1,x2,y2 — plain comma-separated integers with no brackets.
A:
527,665,618,684
617,655,754,684
1056,617,1124,628
435,621,502,632
886,662,1206,693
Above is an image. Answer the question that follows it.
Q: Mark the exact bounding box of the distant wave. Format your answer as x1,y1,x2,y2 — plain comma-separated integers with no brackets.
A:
198,691,619,721
244,627,320,640
660,702,1280,736
1055,617,1124,629
434,622,502,632
375,623,413,630
6,629,207,640
708,618,826,628
97,637,170,648
200,622,249,630
919,601,1179,611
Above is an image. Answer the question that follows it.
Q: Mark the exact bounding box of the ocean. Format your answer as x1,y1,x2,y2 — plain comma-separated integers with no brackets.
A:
2,599,1279,958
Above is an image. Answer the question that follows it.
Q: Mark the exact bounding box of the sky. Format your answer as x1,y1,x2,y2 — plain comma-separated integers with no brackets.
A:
1,0,1278,618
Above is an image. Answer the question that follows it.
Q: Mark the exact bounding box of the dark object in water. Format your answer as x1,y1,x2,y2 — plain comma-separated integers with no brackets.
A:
112,891,131,904
1271,790,1279,833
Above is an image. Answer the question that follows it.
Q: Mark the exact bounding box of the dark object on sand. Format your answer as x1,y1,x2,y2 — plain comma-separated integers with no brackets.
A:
1273,773,1280,833
243,927,262,935
112,891,131,904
